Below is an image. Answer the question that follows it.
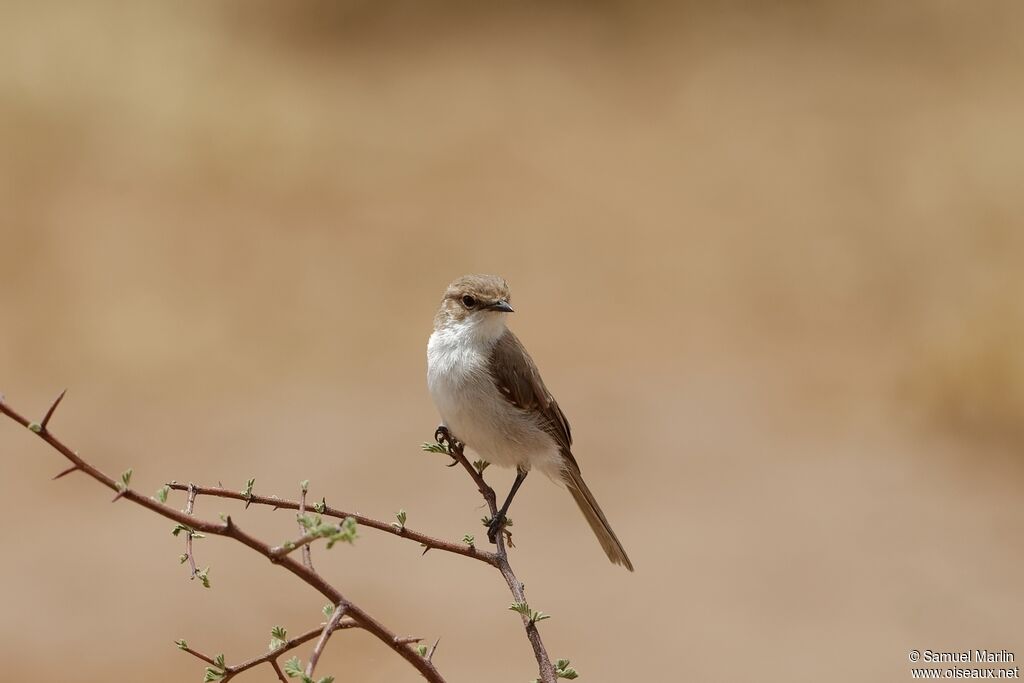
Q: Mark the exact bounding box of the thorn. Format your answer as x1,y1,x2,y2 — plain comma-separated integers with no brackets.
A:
111,488,127,503
52,465,79,480
445,459,458,468
245,498,252,510
427,637,440,662
39,388,67,431
421,545,431,556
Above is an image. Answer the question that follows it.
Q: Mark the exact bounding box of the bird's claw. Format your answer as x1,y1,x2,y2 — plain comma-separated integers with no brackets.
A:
487,519,501,544
486,514,508,545
434,425,450,446
434,425,463,463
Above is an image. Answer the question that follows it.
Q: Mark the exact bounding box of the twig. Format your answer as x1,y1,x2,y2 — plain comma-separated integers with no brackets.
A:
270,531,322,559
180,622,355,681
178,644,220,667
184,483,199,580
305,604,347,679
298,482,314,572
3,390,561,682
166,483,499,566
444,440,557,683
0,394,446,683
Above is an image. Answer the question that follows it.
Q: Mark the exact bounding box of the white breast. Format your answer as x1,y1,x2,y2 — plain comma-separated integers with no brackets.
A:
426,319,563,476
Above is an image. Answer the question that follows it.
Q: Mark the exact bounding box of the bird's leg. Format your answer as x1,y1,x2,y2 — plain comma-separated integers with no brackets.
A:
488,467,528,544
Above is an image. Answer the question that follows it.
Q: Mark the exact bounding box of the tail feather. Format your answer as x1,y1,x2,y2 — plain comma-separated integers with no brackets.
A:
564,467,634,571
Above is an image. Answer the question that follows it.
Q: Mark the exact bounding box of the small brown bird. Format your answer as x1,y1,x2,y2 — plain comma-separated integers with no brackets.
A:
427,274,633,570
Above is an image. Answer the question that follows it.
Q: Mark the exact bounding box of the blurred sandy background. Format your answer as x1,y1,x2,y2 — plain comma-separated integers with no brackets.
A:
2,2,1023,681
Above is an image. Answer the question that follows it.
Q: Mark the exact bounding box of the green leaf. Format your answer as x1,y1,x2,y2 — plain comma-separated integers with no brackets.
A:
174,639,188,650
393,509,407,530
509,601,549,624
462,533,475,546
509,601,530,617
283,656,304,678
291,515,358,550
299,479,309,493
472,459,490,474
417,645,428,657
155,485,170,503
555,658,579,679
119,468,133,489
317,677,335,683
203,668,224,682
179,554,188,564
296,513,320,531
313,498,326,514
325,517,358,549
421,442,448,454
195,566,211,588
28,422,42,433
322,603,334,617
213,654,226,669
242,477,255,500
269,625,287,650
171,523,203,539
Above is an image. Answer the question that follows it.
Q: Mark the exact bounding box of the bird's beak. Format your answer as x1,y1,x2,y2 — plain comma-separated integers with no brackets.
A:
486,299,514,313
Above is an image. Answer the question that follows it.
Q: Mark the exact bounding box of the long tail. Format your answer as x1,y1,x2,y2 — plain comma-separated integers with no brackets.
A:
564,466,634,571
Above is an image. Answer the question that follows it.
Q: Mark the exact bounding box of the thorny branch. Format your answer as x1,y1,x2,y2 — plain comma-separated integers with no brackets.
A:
184,483,200,581
0,391,563,683
298,482,315,572
439,435,558,683
165,482,499,566
306,604,347,680
179,620,362,682
0,392,443,683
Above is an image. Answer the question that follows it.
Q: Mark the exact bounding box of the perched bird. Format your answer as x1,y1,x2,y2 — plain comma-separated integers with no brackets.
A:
427,274,633,570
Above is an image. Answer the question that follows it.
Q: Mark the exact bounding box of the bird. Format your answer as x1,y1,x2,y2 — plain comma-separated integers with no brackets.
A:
426,274,633,571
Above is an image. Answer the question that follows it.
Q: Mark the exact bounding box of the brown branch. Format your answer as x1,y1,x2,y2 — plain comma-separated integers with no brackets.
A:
166,483,499,567
179,643,220,667
180,622,348,681
305,604,347,679
3,390,562,682
270,530,323,559
224,622,358,681
443,440,557,683
298,483,314,572
184,483,200,580
0,394,446,683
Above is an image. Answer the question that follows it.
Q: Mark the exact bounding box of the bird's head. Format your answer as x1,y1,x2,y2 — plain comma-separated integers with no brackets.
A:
434,274,514,337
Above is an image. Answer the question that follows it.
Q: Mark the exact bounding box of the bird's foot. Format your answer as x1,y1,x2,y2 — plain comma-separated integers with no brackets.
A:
434,425,464,463
485,513,513,545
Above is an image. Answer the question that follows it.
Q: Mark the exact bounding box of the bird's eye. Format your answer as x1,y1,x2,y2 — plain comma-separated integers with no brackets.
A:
461,295,477,308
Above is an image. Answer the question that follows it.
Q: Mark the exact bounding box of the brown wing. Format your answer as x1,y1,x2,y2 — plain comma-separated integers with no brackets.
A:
489,329,575,459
